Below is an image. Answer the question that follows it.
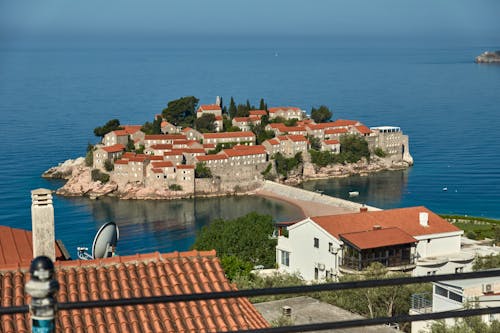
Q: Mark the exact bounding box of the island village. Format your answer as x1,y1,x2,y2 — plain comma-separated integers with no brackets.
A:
52,96,413,199
3,97,499,333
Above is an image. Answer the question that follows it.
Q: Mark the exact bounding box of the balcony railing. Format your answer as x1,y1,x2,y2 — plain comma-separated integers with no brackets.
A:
341,255,415,271
2,264,500,333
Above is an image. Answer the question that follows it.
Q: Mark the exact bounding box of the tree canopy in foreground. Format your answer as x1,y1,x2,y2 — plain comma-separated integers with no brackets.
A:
191,212,276,279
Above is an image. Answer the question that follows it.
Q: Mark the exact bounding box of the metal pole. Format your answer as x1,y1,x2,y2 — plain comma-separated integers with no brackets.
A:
25,256,59,333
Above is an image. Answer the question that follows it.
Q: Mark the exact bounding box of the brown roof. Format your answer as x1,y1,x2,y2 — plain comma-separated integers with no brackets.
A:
176,165,195,169
355,125,372,135
203,132,255,139
325,128,348,135
198,104,222,112
248,110,267,116
286,135,308,142
152,161,174,168
112,130,129,136
145,134,186,140
323,139,340,145
0,226,68,269
340,227,417,250
150,144,173,150
268,106,301,113
222,147,266,157
122,125,142,135
0,250,269,332
195,155,228,162
102,144,126,153
114,159,129,165
311,206,461,238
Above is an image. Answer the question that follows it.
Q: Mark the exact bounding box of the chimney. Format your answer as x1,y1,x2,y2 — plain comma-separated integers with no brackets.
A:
373,225,382,230
31,189,56,261
282,306,292,317
360,205,368,213
419,212,429,227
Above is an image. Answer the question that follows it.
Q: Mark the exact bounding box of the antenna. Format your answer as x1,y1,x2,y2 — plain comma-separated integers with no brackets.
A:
77,222,119,260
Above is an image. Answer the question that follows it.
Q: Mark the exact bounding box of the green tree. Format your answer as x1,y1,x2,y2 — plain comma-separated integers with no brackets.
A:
192,212,277,277
104,159,114,172
339,134,370,163
221,256,253,280
235,104,250,117
310,149,334,167
259,98,267,111
430,316,500,332
252,123,275,145
309,136,322,151
311,105,332,123
169,184,183,191
228,97,237,119
91,169,110,183
161,96,199,127
473,253,500,271
273,152,302,178
195,162,212,178
85,144,94,167
141,116,162,135
195,113,216,133
93,119,122,137
126,138,135,152
373,147,387,157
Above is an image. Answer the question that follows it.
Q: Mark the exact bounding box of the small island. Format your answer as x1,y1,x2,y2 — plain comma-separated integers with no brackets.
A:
475,51,500,63
43,96,413,200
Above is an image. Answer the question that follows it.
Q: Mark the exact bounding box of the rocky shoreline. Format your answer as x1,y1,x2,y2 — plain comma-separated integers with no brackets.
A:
43,156,411,200
475,51,500,63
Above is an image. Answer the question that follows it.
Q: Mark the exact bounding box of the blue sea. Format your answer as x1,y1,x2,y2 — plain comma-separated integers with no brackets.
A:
1,36,499,256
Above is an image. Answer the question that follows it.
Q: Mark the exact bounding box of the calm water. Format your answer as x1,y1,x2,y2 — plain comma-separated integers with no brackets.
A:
1,36,499,255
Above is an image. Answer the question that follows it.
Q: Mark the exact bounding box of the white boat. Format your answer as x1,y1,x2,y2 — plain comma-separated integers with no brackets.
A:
349,191,359,197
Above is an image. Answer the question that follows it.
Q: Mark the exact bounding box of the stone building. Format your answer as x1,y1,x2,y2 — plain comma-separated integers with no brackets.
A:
197,104,223,132
263,135,309,157
265,123,307,136
268,106,304,120
182,127,203,141
160,120,180,134
232,116,261,131
143,134,187,148
202,131,256,146
369,126,413,163
321,139,340,153
93,144,125,169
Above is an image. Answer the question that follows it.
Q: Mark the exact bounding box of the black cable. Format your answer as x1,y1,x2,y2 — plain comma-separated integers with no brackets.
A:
55,269,500,311
221,306,500,333
1,269,499,318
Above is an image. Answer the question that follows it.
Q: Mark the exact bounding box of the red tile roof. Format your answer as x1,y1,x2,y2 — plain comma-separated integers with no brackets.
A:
233,144,266,152
176,165,195,169
233,117,251,122
112,130,129,136
265,138,280,146
268,106,301,113
0,251,269,332
355,125,372,135
340,227,417,250
122,125,142,135
198,104,222,112
311,206,462,238
249,110,267,116
286,135,308,142
195,155,228,162
148,155,164,161
122,152,136,158
323,139,340,145
332,119,360,127
145,134,187,140
325,128,348,135
203,144,216,149
102,144,126,153
203,131,255,139
152,161,174,168
222,147,266,157
150,144,173,150
0,226,68,269
114,159,129,165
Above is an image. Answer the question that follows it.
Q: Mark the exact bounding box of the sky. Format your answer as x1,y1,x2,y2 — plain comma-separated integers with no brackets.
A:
1,0,500,41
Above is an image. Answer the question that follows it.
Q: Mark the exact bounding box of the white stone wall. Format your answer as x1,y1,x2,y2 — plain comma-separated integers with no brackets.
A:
277,220,342,281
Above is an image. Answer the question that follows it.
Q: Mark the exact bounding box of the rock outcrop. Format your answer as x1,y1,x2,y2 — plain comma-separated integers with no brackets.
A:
42,157,86,179
475,51,500,63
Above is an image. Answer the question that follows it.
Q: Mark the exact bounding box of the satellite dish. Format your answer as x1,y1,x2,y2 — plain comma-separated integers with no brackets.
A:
77,222,119,260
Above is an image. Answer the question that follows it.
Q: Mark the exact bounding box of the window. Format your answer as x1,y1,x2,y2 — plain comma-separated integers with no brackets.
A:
280,250,290,266
435,285,448,297
455,267,464,273
314,267,319,280
314,238,319,248
449,291,463,303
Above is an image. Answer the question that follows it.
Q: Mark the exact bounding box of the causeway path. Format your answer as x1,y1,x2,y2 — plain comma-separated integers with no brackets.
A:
253,181,381,218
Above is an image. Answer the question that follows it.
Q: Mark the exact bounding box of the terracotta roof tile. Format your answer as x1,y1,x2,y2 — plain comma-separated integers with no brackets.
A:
114,159,129,165
195,155,228,162
102,144,126,153
203,131,255,139
323,139,340,145
144,134,186,140
152,161,174,168
340,227,417,250
325,128,348,134
112,130,129,137
311,206,462,238
0,251,268,332
355,125,372,135
268,106,301,113
248,110,267,116
121,125,142,135
198,104,222,111
0,226,67,269
150,144,173,150
176,165,195,169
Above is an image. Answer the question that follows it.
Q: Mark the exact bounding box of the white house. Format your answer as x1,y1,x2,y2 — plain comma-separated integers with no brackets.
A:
410,275,500,332
276,206,471,281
